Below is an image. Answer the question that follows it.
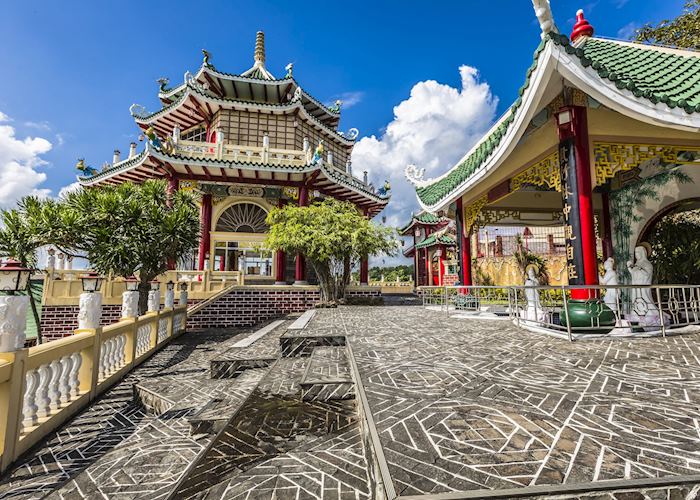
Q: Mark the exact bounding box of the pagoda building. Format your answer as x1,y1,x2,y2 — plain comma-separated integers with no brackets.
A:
399,212,457,287
406,3,700,321
79,32,389,286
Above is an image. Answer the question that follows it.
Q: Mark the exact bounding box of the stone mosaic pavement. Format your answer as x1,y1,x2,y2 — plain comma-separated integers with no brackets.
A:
0,326,264,500
2,304,700,499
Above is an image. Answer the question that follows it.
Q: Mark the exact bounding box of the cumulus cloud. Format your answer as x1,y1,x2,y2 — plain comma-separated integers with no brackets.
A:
0,111,53,207
353,66,498,265
352,65,498,263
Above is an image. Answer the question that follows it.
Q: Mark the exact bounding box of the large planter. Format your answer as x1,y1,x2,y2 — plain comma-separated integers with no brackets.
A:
560,299,616,333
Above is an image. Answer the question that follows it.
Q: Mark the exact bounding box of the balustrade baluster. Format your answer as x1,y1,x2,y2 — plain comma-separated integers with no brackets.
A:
22,370,39,429
48,359,62,411
69,352,82,397
35,364,52,418
58,355,72,404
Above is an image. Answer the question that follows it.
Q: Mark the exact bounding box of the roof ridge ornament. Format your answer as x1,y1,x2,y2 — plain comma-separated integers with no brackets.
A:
339,127,359,140
405,164,429,187
532,0,558,39
202,49,212,68
570,9,594,43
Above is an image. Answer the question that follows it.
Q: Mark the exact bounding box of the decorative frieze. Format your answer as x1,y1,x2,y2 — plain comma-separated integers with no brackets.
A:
510,150,561,192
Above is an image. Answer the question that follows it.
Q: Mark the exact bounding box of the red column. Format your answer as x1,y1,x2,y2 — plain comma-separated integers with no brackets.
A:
360,258,369,285
425,248,432,285
294,186,308,284
455,198,472,287
555,105,598,300
438,246,445,286
275,199,286,284
197,194,212,271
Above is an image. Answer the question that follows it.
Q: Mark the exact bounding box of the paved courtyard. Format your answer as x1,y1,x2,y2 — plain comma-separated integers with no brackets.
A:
1,305,700,499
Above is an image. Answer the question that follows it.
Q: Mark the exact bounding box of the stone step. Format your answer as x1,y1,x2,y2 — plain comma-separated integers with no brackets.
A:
168,357,362,499
279,315,346,357
209,318,289,379
300,346,354,401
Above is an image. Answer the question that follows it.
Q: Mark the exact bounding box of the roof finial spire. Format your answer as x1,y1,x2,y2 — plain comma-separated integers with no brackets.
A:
532,0,557,39
254,31,265,65
571,9,594,43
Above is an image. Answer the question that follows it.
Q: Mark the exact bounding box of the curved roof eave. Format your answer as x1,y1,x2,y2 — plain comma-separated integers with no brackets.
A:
415,36,700,214
137,83,355,146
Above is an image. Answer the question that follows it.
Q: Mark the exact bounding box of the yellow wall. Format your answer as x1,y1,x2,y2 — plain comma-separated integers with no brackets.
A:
474,255,568,286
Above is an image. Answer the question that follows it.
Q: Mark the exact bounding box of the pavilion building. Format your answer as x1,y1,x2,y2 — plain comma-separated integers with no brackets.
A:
78,32,389,287
399,212,457,287
407,5,700,307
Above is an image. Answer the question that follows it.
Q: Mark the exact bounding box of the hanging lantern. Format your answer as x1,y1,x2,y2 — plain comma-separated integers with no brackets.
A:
0,259,31,294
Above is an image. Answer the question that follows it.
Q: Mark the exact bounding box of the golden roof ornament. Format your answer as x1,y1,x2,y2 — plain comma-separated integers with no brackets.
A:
254,31,265,65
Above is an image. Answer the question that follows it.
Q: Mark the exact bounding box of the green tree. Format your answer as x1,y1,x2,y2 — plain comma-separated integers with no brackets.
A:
635,1,700,49
513,235,549,285
648,209,700,284
266,199,398,303
0,198,46,343
33,180,200,313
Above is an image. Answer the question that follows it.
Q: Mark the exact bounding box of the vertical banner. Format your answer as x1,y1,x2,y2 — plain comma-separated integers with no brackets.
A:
559,138,585,286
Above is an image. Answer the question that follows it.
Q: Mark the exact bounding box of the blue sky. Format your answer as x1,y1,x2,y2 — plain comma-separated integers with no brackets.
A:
0,0,686,262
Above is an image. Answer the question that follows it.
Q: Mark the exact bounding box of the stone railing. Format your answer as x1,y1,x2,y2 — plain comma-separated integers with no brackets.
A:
42,270,243,306
176,139,310,167
0,304,188,473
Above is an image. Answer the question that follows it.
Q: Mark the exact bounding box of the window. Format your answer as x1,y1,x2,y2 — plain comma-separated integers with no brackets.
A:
215,203,269,233
213,241,272,276
181,126,207,142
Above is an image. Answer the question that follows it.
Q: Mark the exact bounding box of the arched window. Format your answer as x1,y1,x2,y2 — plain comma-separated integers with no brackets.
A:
215,203,269,233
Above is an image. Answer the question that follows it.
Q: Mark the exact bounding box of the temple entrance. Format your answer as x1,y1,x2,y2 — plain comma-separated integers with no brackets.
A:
639,198,700,284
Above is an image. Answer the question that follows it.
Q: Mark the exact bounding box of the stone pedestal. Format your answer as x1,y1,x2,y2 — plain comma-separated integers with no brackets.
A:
78,292,102,330
0,295,29,351
164,289,175,308
147,290,159,312
121,291,139,319
179,290,188,306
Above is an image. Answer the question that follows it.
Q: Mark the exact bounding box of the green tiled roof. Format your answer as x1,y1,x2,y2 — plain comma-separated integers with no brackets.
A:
414,32,700,208
565,36,700,113
415,233,456,249
398,212,449,234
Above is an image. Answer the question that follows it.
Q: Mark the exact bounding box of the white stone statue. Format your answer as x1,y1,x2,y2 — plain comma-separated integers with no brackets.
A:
121,291,139,319
523,265,545,322
78,292,102,330
0,295,29,352
599,257,619,312
626,245,668,327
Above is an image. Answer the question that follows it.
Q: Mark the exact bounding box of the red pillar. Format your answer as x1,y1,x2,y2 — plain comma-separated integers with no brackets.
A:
197,194,212,271
359,207,369,285
438,246,445,286
275,199,286,284
555,104,598,299
294,186,308,284
455,198,472,287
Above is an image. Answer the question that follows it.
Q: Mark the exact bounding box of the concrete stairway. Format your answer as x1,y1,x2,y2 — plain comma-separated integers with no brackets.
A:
166,310,371,499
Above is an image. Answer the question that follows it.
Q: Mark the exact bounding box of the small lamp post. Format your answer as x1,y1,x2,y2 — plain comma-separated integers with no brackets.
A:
164,280,175,308
0,259,32,351
78,271,104,330
122,276,140,319
148,281,160,312
178,281,188,306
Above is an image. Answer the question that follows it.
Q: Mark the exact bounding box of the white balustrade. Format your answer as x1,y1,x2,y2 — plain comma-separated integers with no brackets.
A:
157,318,168,343
136,324,151,357
22,370,39,429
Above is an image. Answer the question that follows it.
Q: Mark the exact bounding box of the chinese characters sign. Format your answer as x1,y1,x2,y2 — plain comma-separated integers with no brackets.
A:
559,138,585,285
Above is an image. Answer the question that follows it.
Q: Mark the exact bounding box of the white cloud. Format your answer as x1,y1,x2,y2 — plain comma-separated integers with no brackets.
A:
613,0,630,8
0,111,53,208
24,120,51,131
617,21,639,40
327,91,365,110
58,181,81,198
352,65,498,266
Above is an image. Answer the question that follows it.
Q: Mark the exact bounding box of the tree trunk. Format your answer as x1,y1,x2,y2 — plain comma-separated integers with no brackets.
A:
138,281,150,316
27,280,43,345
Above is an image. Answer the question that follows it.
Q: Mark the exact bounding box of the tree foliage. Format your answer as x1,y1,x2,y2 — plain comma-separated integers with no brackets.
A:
635,0,700,49
368,265,413,282
648,208,700,284
265,199,398,302
0,197,46,342
29,180,200,313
